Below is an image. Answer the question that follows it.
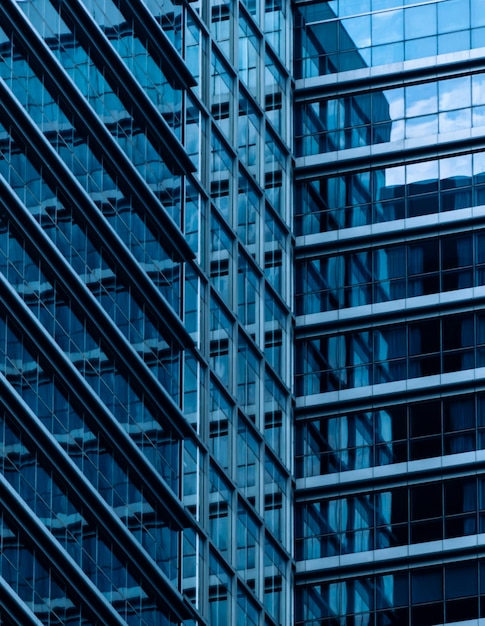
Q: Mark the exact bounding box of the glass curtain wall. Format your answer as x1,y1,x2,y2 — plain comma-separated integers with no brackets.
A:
198,1,294,623
0,0,293,625
294,0,485,625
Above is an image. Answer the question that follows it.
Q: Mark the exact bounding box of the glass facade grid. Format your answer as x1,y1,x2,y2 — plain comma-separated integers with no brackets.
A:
295,2,485,626
10,0,485,623
297,472,485,559
295,71,485,157
0,0,294,623
296,228,485,314
297,557,485,626
297,310,485,394
296,150,485,235
294,0,485,79
296,391,485,478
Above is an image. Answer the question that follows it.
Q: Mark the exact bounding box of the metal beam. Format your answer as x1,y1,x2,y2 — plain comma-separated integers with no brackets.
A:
0,0,194,262
0,271,194,529
0,173,196,440
0,372,199,623
0,469,129,626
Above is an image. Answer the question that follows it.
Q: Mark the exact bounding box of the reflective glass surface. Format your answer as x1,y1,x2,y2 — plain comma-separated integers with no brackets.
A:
297,311,485,394
295,73,485,156
297,559,485,626
297,474,485,559
0,0,293,622
295,1,485,625
297,229,485,313
295,0,484,78
296,152,485,234
296,392,485,477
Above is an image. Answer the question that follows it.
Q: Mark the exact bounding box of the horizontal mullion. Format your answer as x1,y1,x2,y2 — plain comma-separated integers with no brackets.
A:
295,541,485,583
295,57,485,102
296,459,485,501
295,293,485,338
295,136,485,180
0,173,196,442
0,270,194,531
0,76,193,354
0,372,197,624
49,0,195,177
0,0,193,263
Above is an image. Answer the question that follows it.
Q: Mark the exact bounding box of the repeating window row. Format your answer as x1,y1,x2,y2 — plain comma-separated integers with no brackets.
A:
0,509,88,625
297,475,485,560
296,152,485,235
297,230,485,314
296,311,485,395
297,558,485,626
0,216,182,417
0,115,182,317
296,392,485,478
295,72,485,156
295,0,485,78
0,415,175,623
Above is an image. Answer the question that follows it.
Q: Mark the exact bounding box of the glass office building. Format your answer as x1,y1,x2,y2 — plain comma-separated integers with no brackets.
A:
1,0,485,625
294,0,485,625
0,0,292,624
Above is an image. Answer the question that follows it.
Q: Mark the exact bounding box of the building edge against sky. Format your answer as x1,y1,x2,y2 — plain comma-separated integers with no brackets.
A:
1,0,485,625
